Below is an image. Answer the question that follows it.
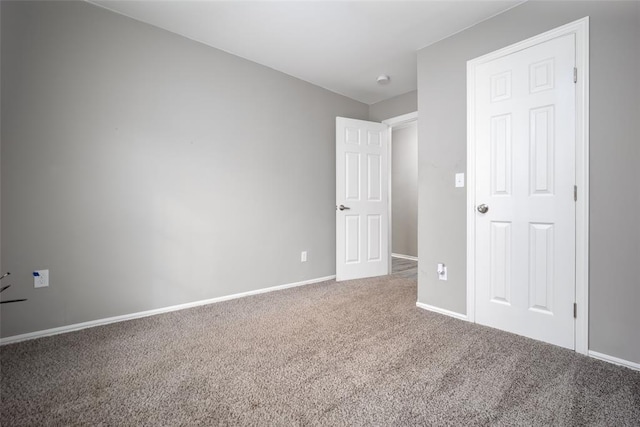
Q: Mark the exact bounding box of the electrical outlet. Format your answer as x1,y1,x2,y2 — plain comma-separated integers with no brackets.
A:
301,251,307,262
437,263,447,281
34,269,49,288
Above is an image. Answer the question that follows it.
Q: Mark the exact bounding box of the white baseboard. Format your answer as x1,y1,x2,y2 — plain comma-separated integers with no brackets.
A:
416,302,468,321
414,307,640,371
391,253,418,261
588,350,640,371
0,275,336,346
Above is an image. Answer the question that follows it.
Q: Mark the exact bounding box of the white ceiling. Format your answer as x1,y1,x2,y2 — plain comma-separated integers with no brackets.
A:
89,1,525,105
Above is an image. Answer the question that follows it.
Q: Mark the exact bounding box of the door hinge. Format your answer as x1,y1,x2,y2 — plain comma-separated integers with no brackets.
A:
573,67,577,83
574,185,577,201
573,303,577,319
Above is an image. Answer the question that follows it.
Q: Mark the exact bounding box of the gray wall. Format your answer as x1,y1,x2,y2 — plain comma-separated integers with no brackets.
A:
369,90,417,122
417,1,640,363
392,123,418,258
0,1,368,337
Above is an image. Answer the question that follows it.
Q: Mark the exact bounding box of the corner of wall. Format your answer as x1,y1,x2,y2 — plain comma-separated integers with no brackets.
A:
368,90,418,122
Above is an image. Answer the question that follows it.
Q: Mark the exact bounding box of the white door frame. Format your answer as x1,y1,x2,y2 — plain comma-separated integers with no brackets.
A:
383,111,418,272
466,17,589,354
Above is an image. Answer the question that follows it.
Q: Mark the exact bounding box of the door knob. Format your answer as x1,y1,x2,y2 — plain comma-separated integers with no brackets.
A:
338,205,351,211
477,204,489,214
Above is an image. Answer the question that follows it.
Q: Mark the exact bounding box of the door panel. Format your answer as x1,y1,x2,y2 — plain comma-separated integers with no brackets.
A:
530,106,555,194
345,215,360,264
336,117,389,281
529,223,554,313
490,221,512,305
367,154,382,201
345,152,360,200
473,34,576,349
490,114,512,195
367,214,382,261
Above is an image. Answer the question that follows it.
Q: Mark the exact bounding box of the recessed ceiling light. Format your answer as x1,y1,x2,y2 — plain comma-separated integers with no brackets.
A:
377,74,391,85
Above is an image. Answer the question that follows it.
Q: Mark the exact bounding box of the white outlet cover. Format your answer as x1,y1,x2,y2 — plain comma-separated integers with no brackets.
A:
455,173,465,188
34,269,49,288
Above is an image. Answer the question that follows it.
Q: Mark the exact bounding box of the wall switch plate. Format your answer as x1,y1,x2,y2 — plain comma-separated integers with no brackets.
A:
301,251,307,262
34,269,49,288
437,263,447,281
455,173,465,188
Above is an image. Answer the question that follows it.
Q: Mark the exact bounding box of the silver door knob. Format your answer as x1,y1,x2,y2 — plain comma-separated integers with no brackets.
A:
477,204,489,214
338,205,351,211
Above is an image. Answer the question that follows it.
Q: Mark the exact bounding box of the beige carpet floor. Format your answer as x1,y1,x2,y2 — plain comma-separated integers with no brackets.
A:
1,274,639,426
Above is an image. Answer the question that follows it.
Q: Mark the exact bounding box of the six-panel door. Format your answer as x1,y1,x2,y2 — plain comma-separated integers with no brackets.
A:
336,117,389,281
473,34,576,349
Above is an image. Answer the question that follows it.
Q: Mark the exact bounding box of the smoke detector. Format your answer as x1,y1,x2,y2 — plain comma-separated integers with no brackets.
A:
376,74,391,85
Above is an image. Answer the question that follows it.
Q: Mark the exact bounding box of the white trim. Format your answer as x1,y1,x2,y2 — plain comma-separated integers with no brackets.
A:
392,253,418,261
0,275,336,346
416,302,468,321
589,351,640,372
382,111,418,127
466,57,478,323
573,18,590,356
466,17,589,354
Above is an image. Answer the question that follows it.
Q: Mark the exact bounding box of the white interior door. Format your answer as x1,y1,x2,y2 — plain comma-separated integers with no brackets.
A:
336,117,389,281
472,34,576,349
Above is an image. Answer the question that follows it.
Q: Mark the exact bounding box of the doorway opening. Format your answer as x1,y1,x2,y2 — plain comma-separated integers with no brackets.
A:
384,113,418,279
